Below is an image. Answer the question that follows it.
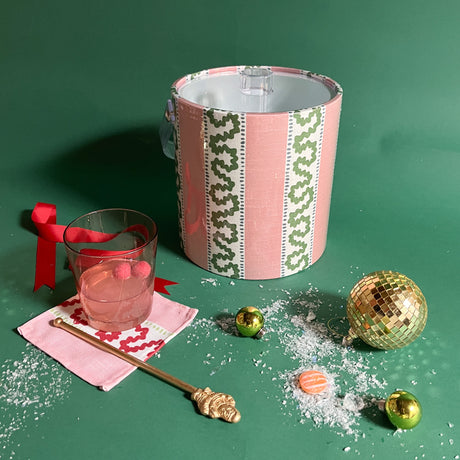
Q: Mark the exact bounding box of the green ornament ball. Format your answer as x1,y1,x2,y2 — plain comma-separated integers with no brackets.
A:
385,390,422,430
235,306,264,337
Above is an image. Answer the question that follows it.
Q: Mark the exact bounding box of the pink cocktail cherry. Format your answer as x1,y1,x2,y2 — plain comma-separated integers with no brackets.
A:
113,262,132,280
132,261,151,279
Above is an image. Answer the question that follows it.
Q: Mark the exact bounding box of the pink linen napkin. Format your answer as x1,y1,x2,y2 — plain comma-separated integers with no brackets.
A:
18,293,198,391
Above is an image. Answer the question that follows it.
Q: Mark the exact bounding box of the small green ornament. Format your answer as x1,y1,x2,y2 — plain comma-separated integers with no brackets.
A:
235,306,264,337
385,390,422,430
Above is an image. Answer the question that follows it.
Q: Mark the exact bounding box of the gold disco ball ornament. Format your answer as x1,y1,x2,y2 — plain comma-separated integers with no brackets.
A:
343,271,428,350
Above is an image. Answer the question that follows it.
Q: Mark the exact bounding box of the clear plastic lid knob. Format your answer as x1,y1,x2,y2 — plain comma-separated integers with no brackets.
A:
240,67,274,96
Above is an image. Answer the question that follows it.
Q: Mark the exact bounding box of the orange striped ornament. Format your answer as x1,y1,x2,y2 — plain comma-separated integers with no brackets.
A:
299,370,328,394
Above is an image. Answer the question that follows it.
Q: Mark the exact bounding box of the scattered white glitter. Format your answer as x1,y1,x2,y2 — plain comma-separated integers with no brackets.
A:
0,343,72,459
250,288,387,436
215,314,238,335
305,310,316,323
201,278,218,287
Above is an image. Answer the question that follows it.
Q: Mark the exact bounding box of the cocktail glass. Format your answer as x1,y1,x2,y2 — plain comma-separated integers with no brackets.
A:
63,208,158,332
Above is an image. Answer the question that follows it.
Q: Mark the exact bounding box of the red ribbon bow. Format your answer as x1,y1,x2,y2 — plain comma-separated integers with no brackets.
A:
31,202,177,295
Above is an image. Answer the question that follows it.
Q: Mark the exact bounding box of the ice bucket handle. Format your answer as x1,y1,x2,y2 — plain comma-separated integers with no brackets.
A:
240,67,273,96
159,99,175,159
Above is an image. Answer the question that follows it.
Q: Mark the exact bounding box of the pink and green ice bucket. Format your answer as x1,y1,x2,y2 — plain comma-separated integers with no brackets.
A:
164,66,342,280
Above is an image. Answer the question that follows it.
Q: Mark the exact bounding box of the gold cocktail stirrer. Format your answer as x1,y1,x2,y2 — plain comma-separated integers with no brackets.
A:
53,318,241,423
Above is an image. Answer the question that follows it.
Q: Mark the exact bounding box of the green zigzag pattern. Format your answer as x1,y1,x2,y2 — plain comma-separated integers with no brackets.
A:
285,107,321,272
207,109,241,278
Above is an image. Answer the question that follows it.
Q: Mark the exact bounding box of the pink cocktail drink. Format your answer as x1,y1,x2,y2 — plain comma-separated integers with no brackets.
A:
79,259,154,331
64,208,158,332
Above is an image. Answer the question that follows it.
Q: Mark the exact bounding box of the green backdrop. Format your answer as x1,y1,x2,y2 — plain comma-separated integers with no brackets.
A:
1,1,459,459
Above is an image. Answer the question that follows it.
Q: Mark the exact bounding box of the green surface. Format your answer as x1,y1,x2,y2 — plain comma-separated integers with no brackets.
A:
1,1,459,459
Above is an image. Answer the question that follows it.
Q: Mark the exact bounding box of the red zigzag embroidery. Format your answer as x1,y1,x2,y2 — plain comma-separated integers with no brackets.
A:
119,338,164,353
60,298,80,308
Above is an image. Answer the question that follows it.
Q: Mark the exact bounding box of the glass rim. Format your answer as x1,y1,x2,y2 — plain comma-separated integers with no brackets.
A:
63,208,158,258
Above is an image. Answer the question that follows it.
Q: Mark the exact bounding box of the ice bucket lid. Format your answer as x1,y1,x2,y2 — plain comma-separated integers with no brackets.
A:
172,66,342,114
